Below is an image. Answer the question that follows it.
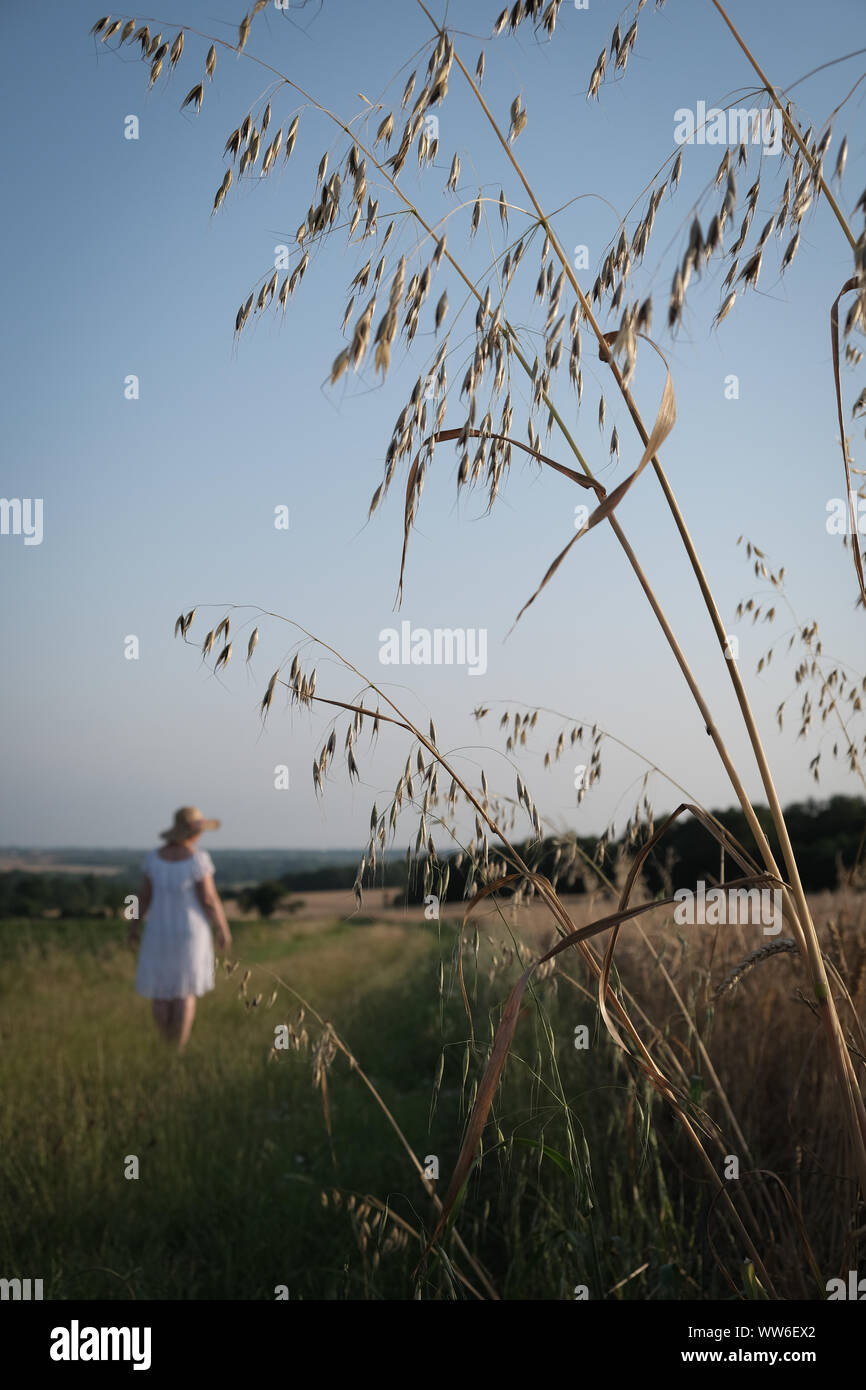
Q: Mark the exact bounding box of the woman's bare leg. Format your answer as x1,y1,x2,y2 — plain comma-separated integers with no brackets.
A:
152,999,173,1040
175,996,196,1050
151,997,195,1048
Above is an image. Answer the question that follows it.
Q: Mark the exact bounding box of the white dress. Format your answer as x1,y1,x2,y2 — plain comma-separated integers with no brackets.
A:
135,849,217,999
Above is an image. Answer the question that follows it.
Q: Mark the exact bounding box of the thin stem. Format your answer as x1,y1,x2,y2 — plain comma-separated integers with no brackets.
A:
710,0,857,251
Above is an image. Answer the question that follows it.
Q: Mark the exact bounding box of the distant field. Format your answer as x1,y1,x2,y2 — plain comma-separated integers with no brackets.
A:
0,847,364,883
0,857,121,876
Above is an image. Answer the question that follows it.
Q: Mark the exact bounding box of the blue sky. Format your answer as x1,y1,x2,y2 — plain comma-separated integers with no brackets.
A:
1,0,864,850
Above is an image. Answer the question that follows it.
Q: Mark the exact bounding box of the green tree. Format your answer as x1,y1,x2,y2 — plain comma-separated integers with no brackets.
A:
239,881,285,919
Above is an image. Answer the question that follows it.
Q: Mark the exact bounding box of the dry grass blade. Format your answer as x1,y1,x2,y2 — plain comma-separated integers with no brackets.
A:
420,886,685,1262
397,428,605,603
253,956,498,1298
511,354,676,630
599,800,781,1046
830,276,866,605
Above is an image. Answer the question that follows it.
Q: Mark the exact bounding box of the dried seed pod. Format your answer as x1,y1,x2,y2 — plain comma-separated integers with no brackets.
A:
181,84,204,113
508,95,527,143
780,229,800,273
214,642,232,672
213,167,233,214
260,670,279,716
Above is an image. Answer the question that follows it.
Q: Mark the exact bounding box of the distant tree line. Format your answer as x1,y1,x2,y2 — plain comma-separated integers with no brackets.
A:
0,872,135,920
278,864,407,893
395,795,866,905
274,795,866,906
0,797,862,920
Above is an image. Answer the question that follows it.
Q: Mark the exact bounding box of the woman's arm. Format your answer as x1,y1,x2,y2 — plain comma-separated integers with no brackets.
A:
128,875,152,946
195,875,232,952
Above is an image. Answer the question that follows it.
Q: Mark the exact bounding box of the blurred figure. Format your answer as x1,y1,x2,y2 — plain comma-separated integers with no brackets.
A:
129,806,232,1050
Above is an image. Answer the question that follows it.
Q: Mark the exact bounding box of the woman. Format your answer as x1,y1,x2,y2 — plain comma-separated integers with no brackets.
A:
129,806,232,1050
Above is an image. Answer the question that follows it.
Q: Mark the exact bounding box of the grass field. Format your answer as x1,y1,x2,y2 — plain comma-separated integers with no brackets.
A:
1,887,863,1299
0,910,448,1300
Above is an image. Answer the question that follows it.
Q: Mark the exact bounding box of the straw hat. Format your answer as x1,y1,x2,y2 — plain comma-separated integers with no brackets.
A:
159,806,221,843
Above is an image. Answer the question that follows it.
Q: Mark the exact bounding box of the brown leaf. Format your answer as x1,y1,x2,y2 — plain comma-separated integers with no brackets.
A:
397,429,605,604
511,345,676,629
